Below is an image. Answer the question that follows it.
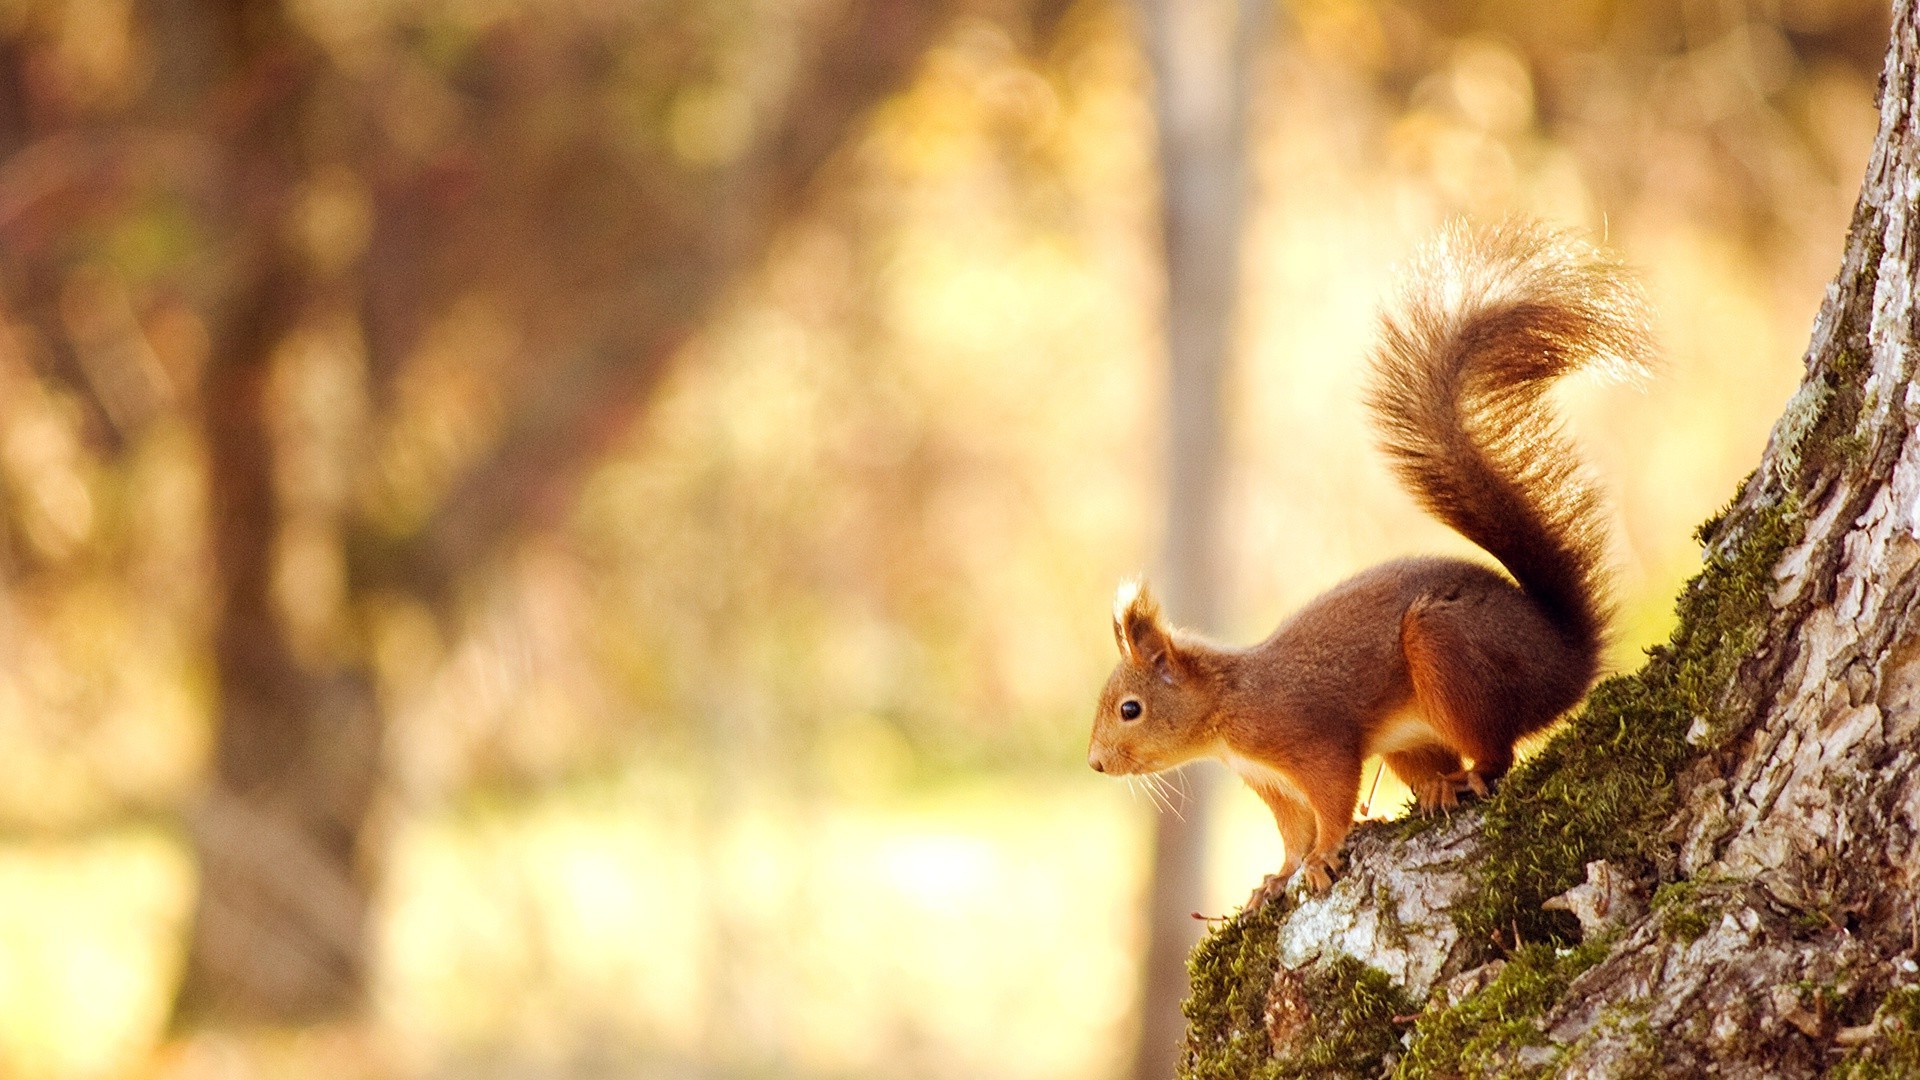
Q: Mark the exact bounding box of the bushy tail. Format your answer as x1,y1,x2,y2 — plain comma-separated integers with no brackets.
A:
1366,220,1653,656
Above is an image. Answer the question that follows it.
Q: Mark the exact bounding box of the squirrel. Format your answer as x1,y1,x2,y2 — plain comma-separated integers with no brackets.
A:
1086,219,1653,903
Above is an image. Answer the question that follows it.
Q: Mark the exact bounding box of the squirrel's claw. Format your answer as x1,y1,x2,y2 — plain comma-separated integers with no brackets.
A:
1244,850,1345,912
1245,872,1291,912
1413,777,1456,813
1299,852,1340,894
1439,769,1493,801
1414,771,1496,815
1414,776,1467,814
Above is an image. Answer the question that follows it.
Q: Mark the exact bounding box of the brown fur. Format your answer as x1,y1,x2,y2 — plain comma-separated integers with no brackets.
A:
1087,220,1652,899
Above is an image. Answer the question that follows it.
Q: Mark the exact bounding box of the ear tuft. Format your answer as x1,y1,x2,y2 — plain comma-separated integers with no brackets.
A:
1113,580,1136,657
1112,577,1176,676
1113,577,1149,659
1113,576,1148,625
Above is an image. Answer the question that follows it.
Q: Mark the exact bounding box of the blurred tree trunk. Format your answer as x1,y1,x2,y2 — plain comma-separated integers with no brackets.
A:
1129,0,1267,1077
172,0,379,1023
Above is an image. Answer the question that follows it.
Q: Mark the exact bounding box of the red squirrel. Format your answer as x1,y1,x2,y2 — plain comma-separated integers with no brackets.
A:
1087,220,1652,902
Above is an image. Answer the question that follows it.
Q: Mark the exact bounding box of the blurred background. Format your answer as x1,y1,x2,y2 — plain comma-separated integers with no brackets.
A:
0,0,1893,1077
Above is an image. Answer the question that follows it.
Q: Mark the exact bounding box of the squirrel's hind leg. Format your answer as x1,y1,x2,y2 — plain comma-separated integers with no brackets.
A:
1401,596,1520,801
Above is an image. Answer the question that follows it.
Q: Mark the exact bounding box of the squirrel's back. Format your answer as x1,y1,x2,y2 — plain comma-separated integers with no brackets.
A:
1365,220,1652,660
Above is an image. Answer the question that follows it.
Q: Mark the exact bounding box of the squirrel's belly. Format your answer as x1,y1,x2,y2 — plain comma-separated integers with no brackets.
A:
1216,746,1309,804
1369,710,1445,756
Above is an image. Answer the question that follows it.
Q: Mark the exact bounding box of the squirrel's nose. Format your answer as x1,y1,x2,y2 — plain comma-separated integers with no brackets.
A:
1088,751,1106,773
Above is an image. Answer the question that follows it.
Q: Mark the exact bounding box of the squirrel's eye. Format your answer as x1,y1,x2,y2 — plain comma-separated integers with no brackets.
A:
1119,699,1142,721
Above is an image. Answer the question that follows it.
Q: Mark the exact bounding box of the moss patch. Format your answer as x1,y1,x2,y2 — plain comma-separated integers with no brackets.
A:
1181,900,1289,1079
1267,957,1416,1079
1395,937,1613,1079
1180,899,1414,1080
1829,986,1920,1079
1651,879,1716,944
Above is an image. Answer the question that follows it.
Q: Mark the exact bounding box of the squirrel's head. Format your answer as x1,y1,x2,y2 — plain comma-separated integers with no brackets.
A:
1088,579,1216,776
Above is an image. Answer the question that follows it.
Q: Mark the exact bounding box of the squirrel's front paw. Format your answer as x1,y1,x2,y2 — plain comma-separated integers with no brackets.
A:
1300,856,1339,894
1246,853,1342,909
1245,872,1291,912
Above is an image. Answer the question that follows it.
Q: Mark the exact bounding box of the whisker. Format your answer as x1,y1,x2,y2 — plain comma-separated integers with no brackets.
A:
1131,776,1162,815
1146,773,1185,821
1169,770,1194,804
1144,780,1175,814
1150,771,1178,806
1152,768,1182,803
1158,771,1192,811
1136,774,1162,813
1136,773,1167,815
1359,759,1384,817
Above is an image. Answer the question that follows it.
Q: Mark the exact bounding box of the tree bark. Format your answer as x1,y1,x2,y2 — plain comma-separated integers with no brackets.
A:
1179,2,1920,1077
1130,1,1267,1077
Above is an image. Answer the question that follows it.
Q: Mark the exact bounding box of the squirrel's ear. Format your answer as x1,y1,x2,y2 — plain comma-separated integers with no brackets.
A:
1112,577,1149,660
1113,578,1182,681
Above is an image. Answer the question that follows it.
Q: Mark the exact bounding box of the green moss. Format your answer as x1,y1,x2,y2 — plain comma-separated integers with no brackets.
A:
1771,380,1836,480
1180,897,1414,1080
1560,1004,1659,1078
1388,806,1458,841
1181,899,1290,1080
1658,905,1711,944
1829,987,1920,1079
1267,958,1417,1079
1651,880,1715,944
1801,354,1872,474
1829,346,1869,381
1395,937,1613,1079
1791,978,1844,1017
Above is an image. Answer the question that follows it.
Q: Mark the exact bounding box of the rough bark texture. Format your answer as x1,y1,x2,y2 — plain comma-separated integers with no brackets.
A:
1180,3,1920,1077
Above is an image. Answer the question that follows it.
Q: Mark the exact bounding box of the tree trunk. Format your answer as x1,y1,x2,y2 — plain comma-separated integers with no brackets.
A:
181,227,385,1019
171,1,382,1023
1179,3,1920,1077
1130,1,1267,1077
